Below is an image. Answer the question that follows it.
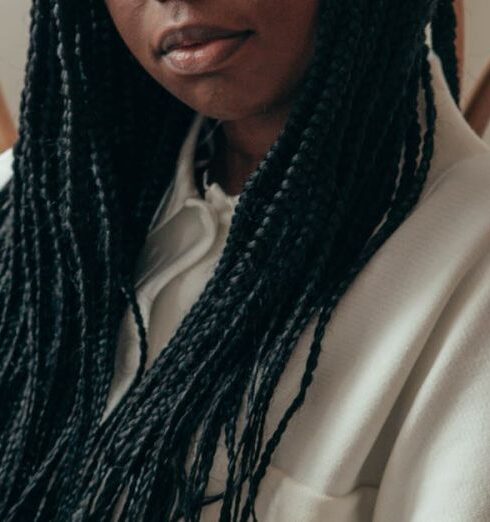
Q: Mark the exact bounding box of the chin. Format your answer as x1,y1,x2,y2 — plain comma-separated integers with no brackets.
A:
195,105,254,121
189,95,279,122
169,76,275,121
194,99,250,121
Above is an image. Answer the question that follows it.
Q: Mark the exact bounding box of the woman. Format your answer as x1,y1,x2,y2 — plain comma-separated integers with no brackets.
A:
1,0,490,520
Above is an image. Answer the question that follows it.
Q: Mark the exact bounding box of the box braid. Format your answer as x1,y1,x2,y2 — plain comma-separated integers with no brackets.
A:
0,0,460,520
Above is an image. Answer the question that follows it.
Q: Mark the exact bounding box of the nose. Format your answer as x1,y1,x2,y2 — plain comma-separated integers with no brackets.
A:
152,0,190,22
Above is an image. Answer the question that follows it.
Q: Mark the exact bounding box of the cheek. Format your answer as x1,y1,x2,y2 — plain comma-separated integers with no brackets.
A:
258,0,318,77
261,6,318,96
193,1,318,118
105,1,150,68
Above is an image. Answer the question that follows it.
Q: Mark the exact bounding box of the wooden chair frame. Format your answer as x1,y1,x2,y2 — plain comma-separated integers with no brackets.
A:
0,86,17,154
463,60,490,137
456,0,490,137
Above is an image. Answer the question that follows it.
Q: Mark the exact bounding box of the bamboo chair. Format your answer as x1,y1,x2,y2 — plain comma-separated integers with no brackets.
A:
463,60,490,137
455,0,490,137
0,86,17,154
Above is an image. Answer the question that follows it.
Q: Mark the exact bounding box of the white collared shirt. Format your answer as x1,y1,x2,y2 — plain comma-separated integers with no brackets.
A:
1,49,490,521
102,113,240,418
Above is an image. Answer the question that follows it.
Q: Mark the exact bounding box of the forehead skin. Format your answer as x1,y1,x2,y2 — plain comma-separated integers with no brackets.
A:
104,0,320,120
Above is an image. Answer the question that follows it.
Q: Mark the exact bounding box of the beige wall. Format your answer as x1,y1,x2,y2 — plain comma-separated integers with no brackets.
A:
1,0,489,143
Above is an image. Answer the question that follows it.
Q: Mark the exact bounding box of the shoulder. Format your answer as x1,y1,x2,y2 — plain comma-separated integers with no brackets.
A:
421,49,490,197
399,151,490,295
410,150,490,245
420,150,490,203
0,147,14,191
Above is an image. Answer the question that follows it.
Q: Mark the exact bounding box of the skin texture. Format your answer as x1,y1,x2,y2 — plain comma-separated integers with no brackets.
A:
105,0,319,195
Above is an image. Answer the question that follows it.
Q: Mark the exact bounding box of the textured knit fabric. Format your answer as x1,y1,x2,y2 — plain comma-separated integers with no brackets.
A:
1,49,490,521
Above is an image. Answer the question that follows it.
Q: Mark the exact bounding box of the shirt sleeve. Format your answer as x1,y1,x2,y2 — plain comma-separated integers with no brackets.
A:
372,244,490,521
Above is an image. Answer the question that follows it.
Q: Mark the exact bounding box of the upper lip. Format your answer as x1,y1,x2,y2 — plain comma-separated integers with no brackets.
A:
158,24,251,54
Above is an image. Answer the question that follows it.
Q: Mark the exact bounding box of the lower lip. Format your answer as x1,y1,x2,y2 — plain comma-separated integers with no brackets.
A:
162,32,252,75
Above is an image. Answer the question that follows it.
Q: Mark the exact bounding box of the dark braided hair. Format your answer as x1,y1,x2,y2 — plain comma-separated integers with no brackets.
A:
0,0,460,520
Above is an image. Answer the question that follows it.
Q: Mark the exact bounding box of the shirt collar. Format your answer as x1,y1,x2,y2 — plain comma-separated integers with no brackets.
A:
148,112,210,231
148,112,240,232
425,49,490,181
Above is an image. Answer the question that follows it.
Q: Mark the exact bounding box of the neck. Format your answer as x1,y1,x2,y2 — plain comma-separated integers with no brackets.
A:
208,104,292,196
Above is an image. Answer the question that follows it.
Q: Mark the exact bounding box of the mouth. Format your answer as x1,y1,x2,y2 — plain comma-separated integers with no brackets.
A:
158,25,254,75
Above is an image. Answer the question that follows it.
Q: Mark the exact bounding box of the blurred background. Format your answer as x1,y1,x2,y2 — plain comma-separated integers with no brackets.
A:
0,0,489,150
